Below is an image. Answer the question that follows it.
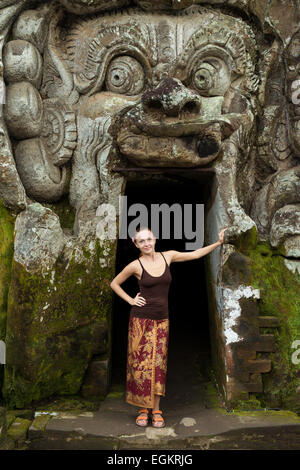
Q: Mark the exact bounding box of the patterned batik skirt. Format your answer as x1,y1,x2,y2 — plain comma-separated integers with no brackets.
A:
126,315,169,409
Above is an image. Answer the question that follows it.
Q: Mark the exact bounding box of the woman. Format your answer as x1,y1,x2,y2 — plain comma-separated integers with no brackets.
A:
110,226,227,428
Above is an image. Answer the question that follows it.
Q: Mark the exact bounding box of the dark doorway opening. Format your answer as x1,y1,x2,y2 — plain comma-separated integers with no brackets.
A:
111,175,213,408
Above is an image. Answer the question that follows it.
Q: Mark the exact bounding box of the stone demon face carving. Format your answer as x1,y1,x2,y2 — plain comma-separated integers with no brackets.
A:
66,7,258,232
2,3,299,262
5,8,257,235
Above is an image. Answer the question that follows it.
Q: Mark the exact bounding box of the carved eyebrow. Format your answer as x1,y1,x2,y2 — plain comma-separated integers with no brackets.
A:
196,58,220,70
67,20,156,95
175,25,256,87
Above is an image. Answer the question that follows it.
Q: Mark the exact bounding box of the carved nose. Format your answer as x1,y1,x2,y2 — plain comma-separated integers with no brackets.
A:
141,78,201,117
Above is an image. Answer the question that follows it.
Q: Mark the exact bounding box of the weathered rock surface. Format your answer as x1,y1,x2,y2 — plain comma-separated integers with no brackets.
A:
0,0,299,413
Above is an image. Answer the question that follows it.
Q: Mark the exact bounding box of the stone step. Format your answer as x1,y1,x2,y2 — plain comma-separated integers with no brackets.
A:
253,334,276,352
27,424,300,450
247,359,272,373
244,373,263,393
258,316,280,328
25,401,300,450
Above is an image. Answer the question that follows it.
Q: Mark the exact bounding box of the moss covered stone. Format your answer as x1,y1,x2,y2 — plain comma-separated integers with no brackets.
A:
7,417,31,443
228,397,263,410
233,225,258,254
247,243,300,413
0,201,14,341
5,412,16,428
33,395,100,412
43,195,75,231
0,406,7,441
2,236,117,409
209,233,299,413
6,409,34,420
29,414,52,436
0,199,15,395
106,383,125,399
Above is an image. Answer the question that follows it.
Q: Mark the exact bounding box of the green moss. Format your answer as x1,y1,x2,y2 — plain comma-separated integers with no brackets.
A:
33,395,100,412
235,225,258,254
247,243,300,413
229,397,263,410
202,226,299,414
0,199,15,396
0,199,15,340
43,195,75,231
30,414,52,431
226,225,258,255
5,409,33,420
5,412,16,428
7,417,31,441
107,382,125,399
203,381,223,409
2,236,118,409
222,408,300,422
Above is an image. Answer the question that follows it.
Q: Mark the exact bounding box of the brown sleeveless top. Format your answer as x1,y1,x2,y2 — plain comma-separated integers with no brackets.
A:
130,252,172,320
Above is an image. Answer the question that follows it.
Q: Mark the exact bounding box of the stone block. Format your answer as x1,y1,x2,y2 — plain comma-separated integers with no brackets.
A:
7,418,32,447
247,359,272,373
258,316,280,328
253,335,276,352
28,414,53,439
81,358,110,398
244,374,263,393
6,409,34,421
0,407,6,440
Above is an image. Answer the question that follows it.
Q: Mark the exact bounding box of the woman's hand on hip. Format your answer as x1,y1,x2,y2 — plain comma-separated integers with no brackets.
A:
130,292,147,307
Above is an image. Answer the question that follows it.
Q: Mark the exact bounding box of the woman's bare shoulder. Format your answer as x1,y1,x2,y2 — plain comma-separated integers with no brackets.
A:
127,259,142,277
125,259,140,270
161,251,175,265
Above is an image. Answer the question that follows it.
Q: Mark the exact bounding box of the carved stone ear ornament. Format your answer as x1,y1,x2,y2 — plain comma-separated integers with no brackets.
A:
11,98,76,202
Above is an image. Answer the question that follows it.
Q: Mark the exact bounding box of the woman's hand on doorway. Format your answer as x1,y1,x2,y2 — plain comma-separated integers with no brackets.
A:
218,228,227,245
130,292,147,307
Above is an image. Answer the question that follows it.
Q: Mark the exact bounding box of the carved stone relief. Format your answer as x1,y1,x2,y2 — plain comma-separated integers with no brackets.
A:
0,0,299,409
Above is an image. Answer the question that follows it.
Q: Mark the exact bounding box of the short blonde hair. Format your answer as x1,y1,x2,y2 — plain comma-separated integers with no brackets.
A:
133,226,153,242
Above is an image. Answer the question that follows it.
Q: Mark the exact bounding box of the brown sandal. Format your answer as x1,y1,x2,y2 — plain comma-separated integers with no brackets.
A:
151,410,165,428
136,408,149,427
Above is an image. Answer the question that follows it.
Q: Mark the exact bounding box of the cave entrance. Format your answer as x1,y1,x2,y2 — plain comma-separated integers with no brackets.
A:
110,169,217,409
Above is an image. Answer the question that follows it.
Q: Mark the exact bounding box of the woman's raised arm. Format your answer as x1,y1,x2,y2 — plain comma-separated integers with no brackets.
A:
167,228,227,263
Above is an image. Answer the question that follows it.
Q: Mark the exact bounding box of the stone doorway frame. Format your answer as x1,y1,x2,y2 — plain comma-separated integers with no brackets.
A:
111,167,280,409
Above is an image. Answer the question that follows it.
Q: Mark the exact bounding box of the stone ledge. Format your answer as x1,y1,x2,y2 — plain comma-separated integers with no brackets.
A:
27,424,300,450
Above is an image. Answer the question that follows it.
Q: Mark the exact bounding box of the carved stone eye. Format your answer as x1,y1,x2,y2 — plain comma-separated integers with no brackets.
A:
193,64,215,91
105,55,145,95
192,57,230,96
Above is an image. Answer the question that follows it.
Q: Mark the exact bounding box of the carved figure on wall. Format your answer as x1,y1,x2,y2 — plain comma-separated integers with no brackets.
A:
0,0,299,410
1,2,299,265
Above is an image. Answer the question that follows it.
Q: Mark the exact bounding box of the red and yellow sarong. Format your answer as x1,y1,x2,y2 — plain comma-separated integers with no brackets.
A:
126,316,169,409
